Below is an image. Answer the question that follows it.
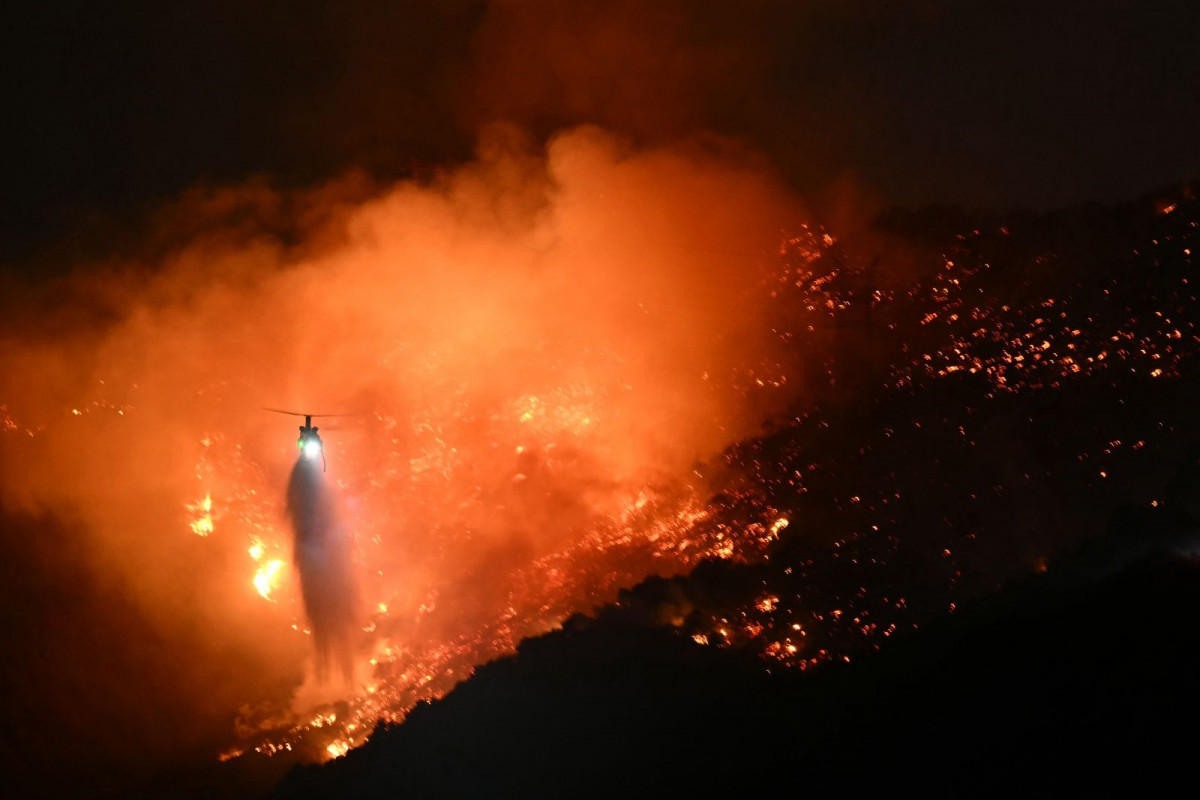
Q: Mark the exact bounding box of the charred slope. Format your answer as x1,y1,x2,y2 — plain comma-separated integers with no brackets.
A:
276,523,1200,797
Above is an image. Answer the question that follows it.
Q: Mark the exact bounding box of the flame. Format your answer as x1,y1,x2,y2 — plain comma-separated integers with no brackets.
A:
254,560,285,601
188,494,214,537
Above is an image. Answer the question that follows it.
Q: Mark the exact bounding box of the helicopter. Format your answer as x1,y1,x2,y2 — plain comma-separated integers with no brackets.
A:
263,408,344,471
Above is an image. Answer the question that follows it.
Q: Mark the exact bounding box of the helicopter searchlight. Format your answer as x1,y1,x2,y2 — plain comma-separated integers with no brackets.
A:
264,409,347,472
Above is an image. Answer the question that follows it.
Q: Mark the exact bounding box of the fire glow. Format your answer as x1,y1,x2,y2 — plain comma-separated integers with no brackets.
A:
254,559,286,602
2,117,1196,768
0,126,805,764
189,494,214,537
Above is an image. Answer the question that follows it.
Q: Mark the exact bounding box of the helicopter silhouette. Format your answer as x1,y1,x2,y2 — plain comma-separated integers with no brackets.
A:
267,407,359,681
263,408,345,471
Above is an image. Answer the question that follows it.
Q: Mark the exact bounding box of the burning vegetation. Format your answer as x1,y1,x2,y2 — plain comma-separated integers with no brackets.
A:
248,182,1200,764
0,126,803,774
1,126,1197,784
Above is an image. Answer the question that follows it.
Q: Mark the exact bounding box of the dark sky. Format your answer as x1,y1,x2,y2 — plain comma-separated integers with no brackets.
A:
3,0,1199,266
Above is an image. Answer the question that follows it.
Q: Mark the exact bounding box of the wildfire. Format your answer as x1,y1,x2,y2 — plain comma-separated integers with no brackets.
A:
254,560,286,601
5,155,1196,778
755,595,779,613
222,197,1200,761
188,494,214,536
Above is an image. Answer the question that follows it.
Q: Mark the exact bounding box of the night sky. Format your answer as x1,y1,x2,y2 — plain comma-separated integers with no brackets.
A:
3,1,1199,267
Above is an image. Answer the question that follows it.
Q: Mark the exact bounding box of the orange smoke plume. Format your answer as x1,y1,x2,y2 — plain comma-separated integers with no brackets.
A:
0,123,807,761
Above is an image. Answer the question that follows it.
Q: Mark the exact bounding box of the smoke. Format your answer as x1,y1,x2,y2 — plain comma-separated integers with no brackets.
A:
466,0,761,141
0,117,809,780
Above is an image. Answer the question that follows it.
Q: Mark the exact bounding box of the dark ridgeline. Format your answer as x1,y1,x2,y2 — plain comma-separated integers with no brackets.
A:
273,547,1200,797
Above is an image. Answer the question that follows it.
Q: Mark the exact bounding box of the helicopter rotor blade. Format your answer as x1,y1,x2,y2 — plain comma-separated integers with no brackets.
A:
262,407,355,418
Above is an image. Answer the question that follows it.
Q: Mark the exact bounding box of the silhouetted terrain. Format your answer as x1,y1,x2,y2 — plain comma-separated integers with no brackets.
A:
276,538,1200,797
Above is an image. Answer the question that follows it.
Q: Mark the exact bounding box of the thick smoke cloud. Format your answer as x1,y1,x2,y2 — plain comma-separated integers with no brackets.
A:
0,122,806,781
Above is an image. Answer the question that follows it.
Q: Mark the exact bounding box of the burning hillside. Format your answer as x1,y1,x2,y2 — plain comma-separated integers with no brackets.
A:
267,185,1200,798
4,156,1199,793
208,185,1200,771
0,125,809,785
3,168,1198,795
3,4,1200,797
